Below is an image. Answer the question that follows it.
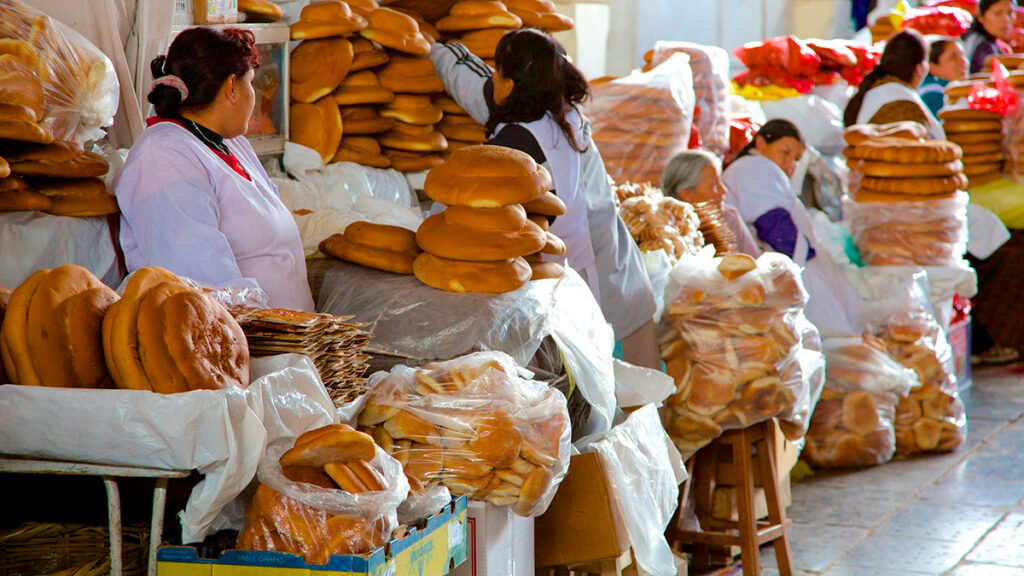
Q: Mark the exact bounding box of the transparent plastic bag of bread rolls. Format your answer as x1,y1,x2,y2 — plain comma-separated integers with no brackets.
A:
584,53,695,184
618,191,705,263
0,2,118,143
657,250,824,458
355,351,571,517
235,439,408,562
647,41,731,156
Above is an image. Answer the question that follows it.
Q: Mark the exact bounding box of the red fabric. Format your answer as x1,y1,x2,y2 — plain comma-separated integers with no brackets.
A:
725,116,760,165
146,116,251,181
902,6,973,36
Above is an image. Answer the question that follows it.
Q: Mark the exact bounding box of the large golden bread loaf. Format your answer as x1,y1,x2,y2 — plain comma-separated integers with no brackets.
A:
416,212,545,261
413,253,531,293
424,145,551,207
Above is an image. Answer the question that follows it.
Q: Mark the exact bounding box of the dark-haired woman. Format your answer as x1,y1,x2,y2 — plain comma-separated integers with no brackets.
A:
428,29,659,369
114,27,313,311
723,119,861,336
844,29,945,139
919,39,967,117
963,0,1015,74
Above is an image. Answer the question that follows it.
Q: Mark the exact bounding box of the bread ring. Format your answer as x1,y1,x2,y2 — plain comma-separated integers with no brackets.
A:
853,159,963,178
344,221,418,252
859,173,967,194
847,138,962,163
958,141,1002,155
938,106,1001,121
962,151,1005,165
963,162,1002,177
942,119,1003,134
442,204,527,232
946,131,1002,144
416,212,545,260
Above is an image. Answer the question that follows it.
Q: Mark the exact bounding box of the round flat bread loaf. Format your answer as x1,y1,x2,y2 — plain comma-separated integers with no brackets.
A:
847,137,962,163
958,141,1003,155
946,131,1002,145
379,94,442,126
290,0,368,40
350,37,390,72
160,290,249,390
319,232,419,275
290,37,353,103
859,173,968,195
413,253,531,294
332,136,391,168
378,123,447,152
938,105,1001,121
967,170,1002,186
417,212,546,260
345,221,419,253
521,191,566,216
852,190,958,203
941,119,1002,134
425,145,551,207
340,106,394,134
290,97,343,163
962,151,1005,165
136,281,193,394
963,161,1003,177
359,8,431,56
437,115,487,143
853,159,963,178
436,1,523,32
530,261,564,280
384,149,444,172
332,71,394,106
443,204,527,232
843,122,927,147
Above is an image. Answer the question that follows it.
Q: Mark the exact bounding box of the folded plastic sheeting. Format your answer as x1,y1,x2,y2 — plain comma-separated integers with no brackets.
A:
314,259,617,438
0,353,333,544
0,212,117,288
580,405,687,576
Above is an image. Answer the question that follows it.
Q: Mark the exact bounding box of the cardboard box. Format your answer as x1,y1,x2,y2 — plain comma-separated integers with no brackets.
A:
451,501,534,576
534,452,629,568
156,496,468,576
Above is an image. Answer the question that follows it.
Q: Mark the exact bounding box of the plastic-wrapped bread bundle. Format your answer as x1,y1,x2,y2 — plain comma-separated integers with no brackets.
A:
236,424,410,563
357,351,570,517
587,53,695,186
618,192,705,263
938,105,1003,187
842,191,968,267
1002,89,1024,182
658,251,824,459
644,41,730,157
803,336,918,469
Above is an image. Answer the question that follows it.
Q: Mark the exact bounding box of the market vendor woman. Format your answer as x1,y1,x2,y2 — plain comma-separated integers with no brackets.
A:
115,27,314,311
963,0,1015,74
428,29,659,369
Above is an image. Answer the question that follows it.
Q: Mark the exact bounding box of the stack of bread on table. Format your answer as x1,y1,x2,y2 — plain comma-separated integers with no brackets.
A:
237,0,284,22
232,308,372,406
415,145,566,293
357,351,569,516
236,424,396,561
320,221,423,275
691,201,738,256
843,123,969,267
0,265,249,391
658,253,812,457
617,188,705,263
878,311,966,455
939,104,1004,187
803,336,917,469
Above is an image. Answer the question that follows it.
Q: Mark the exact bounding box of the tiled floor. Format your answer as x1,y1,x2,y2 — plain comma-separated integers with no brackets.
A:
696,363,1024,576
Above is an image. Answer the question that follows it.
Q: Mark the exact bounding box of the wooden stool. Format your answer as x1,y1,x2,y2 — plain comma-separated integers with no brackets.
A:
668,420,792,576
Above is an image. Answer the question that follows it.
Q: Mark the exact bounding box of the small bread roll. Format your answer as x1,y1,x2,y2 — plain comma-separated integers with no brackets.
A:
279,425,377,468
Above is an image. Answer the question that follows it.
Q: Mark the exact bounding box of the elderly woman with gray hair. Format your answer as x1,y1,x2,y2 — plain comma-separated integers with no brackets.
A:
661,150,760,255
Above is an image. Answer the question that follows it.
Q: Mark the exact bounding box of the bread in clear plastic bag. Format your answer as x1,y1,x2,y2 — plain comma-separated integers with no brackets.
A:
842,192,969,267
803,336,918,468
357,351,570,517
0,0,118,144
587,53,695,186
618,191,705,263
659,250,824,459
236,424,409,563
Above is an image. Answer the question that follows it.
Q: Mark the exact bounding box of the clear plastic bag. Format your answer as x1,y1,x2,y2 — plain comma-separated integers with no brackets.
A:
0,0,118,143
356,351,571,517
236,439,409,564
803,336,918,468
842,192,969,267
619,194,705,264
1002,90,1024,182
659,250,825,459
647,42,730,157
587,53,695,186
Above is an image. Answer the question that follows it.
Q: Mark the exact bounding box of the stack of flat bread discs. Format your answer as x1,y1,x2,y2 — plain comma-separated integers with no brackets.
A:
939,105,1003,187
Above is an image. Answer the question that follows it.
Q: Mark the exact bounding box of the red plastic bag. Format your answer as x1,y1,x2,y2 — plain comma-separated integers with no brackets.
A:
734,36,821,77
805,39,857,69
732,69,815,94
726,116,760,165
840,43,881,86
922,0,976,11
902,6,973,36
967,59,1017,115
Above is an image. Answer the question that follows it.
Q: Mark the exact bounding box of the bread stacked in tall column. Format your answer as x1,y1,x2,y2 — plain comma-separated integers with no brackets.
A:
415,145,559,292
939,105,1003,187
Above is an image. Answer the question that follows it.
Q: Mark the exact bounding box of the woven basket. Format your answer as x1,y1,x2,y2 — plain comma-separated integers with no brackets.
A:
0,522,148,576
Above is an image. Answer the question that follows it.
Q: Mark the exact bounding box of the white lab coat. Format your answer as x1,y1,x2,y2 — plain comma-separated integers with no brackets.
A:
856,81,946,140
724,152,862,337
115,122,315,311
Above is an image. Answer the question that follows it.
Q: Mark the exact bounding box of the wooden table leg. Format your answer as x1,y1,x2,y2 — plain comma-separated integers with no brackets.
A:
733,430,759,576
759,424,793,576
103,476,123,576
149,477,169,576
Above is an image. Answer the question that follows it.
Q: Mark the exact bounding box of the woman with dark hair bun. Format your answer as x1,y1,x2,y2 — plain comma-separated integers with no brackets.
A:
963,0,1016,74
114,27,314,311
843,29,944,139
428,28,659,369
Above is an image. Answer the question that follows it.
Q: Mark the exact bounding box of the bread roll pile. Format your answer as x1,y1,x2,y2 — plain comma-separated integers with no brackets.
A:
0,142,115,217
611,180,659,206
375,50,448,171
238,0,284,22
501,0,573,33
877,311,967,455
320,221,422,275
803,336,917,469
642,41,730,156
843,125,969,267
939,105,1003,187
588,58,693,186
237,424,393,562
416,145,564,292
619,193,704,263
438,0,521,70
659,253,813,457
357,351,570,517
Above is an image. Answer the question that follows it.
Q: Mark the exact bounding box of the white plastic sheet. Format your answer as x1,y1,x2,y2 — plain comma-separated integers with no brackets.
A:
580,404,686,576
0,212,118,289
314,259,617,438
761,95,846,157
612,359,675,409
0,353,333,544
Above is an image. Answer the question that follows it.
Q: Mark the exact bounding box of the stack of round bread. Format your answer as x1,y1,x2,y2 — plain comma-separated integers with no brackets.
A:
357,352,570,517
939,105,1004,187
238,0,284,22
659,253,811,458
843,125,969,267
0,141,115,217
102,267,250,392
433,94,485,158
1,264,118,388
588,74,692,186
438,1,521,70
803,336,917,469
416,145,564,292
319,221,422,274
878,311,966,455
692,201,738,256
501,0,573,32
619,192,704,263
236,424,392,562
611,180,659,206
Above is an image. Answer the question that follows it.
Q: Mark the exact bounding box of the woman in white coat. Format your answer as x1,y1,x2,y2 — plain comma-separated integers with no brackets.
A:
115,27,313,311
723,120,861,337
428,29,659,368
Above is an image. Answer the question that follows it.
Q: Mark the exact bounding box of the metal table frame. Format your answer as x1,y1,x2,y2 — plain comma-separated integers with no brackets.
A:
0,457,190,576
